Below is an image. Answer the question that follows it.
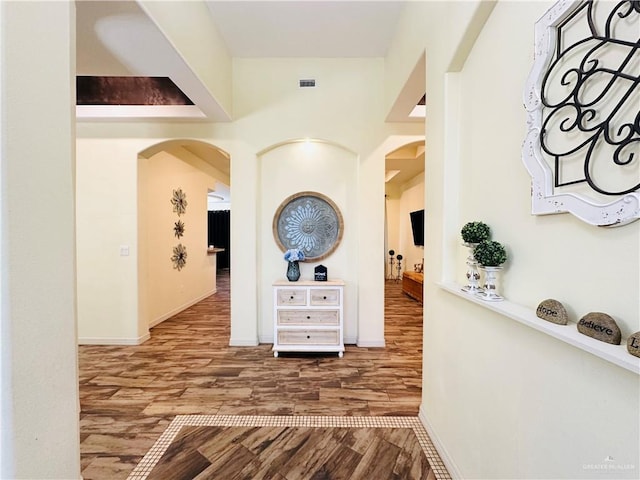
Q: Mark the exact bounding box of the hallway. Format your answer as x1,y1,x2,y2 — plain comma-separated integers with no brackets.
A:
79,272,425,478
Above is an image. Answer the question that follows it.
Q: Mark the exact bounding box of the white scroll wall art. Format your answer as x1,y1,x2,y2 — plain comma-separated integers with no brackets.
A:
523,0,640,226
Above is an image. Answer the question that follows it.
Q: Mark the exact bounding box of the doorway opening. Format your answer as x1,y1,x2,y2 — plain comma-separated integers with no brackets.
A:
207,209,230,271
384,141,425,285
138,139,230,333
383,140,425,361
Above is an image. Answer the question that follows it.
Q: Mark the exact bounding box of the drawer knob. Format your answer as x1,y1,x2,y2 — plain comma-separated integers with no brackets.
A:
323,296,327,300
290,296,294,299
306,315,310,319
306,335,310,339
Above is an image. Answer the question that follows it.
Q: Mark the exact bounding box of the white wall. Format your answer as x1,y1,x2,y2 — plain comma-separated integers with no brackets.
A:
76,138,146,344
385,196,401,278
1,2,80,477
399,173,425,272
383,1,640,478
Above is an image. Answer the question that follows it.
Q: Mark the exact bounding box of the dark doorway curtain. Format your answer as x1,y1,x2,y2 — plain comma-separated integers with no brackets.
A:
207,210,230,270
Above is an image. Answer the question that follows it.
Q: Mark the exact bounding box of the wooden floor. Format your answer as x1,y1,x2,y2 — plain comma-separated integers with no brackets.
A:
79,272,425,479
145,424,431,480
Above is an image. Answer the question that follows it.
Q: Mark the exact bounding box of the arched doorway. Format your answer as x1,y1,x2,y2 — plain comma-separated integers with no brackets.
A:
381,138,425,370
138,139,230,333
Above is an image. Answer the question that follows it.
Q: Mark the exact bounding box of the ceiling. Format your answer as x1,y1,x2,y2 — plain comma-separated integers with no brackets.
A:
385,142,425,192
205,1,404,58
75,1,423,204
76,1,405,62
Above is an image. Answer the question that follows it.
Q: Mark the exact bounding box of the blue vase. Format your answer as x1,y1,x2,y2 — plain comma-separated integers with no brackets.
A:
286,261,300,281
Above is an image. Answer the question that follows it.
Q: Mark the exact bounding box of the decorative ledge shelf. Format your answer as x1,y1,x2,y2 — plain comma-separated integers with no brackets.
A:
438,282,640,375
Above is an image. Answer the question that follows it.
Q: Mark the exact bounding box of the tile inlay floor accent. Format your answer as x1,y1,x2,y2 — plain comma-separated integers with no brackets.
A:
127,415,450,480
80,271,444,478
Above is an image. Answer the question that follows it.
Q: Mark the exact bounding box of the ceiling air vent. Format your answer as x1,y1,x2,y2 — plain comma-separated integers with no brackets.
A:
299,79,316,88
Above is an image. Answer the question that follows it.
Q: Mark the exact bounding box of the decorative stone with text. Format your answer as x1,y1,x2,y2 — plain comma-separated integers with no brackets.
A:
627,332,640,358
536,299,568,325
577,312,621,345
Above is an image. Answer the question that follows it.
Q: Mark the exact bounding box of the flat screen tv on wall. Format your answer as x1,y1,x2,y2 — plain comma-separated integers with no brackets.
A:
410,209,424,246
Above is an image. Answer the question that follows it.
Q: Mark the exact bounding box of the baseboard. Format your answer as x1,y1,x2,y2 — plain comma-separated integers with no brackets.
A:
356,339,385,348
344,336,357,345
78,332,151,346
149,289,216,328
229,337,259,346
419,405,462,480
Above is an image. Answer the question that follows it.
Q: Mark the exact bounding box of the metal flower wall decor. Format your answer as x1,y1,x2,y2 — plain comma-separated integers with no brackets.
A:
171,243,187,271
523,0,640,226
170,188,188,216
173,219,185,239
170,187,188,270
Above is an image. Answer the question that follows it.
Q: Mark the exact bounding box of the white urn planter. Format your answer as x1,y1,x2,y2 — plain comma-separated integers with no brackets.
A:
460,222,491,295
476,266,504,302
472,240,508,302
461,242,483,294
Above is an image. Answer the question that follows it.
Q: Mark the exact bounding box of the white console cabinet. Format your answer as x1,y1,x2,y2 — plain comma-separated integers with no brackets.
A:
272,279,345,358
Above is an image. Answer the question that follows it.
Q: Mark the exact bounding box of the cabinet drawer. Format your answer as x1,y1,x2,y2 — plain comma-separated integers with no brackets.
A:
309,289,340,306
277,329,340,345
277,310,339,326
276,289,307,306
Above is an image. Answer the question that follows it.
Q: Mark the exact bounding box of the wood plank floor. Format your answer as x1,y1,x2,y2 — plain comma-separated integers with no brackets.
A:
145,425,431,480
79,272,425,479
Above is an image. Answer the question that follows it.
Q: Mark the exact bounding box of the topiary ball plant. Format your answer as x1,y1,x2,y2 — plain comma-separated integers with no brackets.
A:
474,240,507,267
461,221,491,244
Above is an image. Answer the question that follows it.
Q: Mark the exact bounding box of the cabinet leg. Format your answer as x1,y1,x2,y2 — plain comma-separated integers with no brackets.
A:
338,351,343,358
273,351,278,358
